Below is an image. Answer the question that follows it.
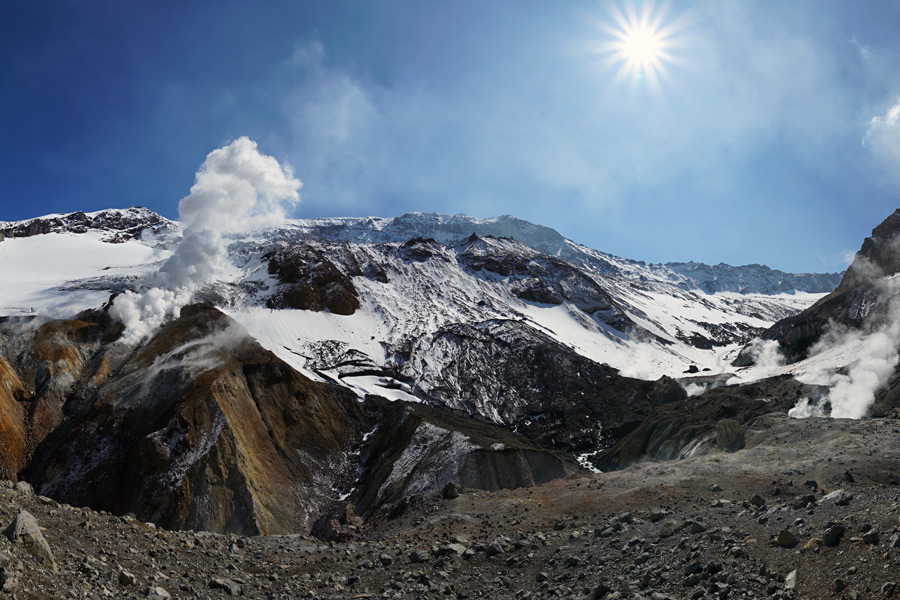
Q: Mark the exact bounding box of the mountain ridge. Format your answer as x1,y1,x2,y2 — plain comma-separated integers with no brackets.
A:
1,206,842,294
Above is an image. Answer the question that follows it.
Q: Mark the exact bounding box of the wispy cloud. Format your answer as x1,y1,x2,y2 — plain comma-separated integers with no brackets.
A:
864,98,900,180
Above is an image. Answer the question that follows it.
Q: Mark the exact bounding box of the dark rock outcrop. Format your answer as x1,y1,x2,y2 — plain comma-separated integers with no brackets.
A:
354,400,579,519
456,235,634,332
265,245,360,314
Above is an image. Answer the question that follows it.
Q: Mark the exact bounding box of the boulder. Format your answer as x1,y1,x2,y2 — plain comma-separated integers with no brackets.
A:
4,510,57,571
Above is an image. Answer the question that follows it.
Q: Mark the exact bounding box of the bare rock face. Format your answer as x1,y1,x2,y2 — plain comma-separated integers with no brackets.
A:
0,356,26,480
353,400,579,519
4,510,57,572
265,244,360,314
1,304,592,537
456,235,633,332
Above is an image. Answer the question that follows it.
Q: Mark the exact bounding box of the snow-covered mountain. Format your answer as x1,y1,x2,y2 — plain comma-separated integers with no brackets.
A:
0,207,840,383
0,205,851,531
0,206,841,448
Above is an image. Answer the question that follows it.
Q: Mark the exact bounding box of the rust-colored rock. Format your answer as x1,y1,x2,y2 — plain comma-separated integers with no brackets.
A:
25,305,367,535
0,357,26,480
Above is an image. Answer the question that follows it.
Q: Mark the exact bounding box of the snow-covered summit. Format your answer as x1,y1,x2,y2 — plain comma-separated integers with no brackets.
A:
279,212,841,295
0,206,178,243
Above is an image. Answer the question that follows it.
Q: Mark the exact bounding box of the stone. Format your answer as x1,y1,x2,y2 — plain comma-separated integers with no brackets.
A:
821,488,851,506
683,520,707,534
659,522,677,538
209,578,245,596
684,561,702,575
648,510,668,522
591,582,612,598
13,481,33,495
823,525,845,547
485,540,505,556
884,582,897,598
447,543,468,555
792,494,816,509
832,579,847,593
776,530,797,548
864,530,881,545
145,586,171,599
441,482,459,499
119,569,138,586
410,549,430,563
4,510,57,572
802,537,822,552
749,494,766,507
785,570,797,590
379,553,393,566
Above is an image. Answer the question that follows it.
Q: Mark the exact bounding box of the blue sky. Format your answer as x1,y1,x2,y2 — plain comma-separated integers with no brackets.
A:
2,1,900,273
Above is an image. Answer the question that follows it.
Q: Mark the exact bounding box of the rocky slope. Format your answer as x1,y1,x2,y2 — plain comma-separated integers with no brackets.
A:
4,414,900,599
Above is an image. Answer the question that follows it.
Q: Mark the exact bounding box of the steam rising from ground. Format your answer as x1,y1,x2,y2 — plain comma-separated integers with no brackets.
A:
791,266,900,419
111,137,301,342
726,338,785,386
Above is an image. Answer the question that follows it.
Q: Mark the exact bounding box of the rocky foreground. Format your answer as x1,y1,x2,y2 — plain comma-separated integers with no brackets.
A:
2,414,900,599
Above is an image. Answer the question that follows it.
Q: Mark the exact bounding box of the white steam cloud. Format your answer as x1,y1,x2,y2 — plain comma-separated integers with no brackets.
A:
110,137,301,342
726,338,785,386
791,267,900,419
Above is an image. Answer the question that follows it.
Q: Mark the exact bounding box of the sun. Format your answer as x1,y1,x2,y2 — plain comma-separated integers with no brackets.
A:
621,25,662,68
596,2,684,87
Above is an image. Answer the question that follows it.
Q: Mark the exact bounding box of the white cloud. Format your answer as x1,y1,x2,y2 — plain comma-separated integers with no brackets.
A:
864,98,900,173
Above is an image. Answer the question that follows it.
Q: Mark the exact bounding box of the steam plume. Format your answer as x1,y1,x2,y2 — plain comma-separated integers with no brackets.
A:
791,269,900,419
110,137,301,342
